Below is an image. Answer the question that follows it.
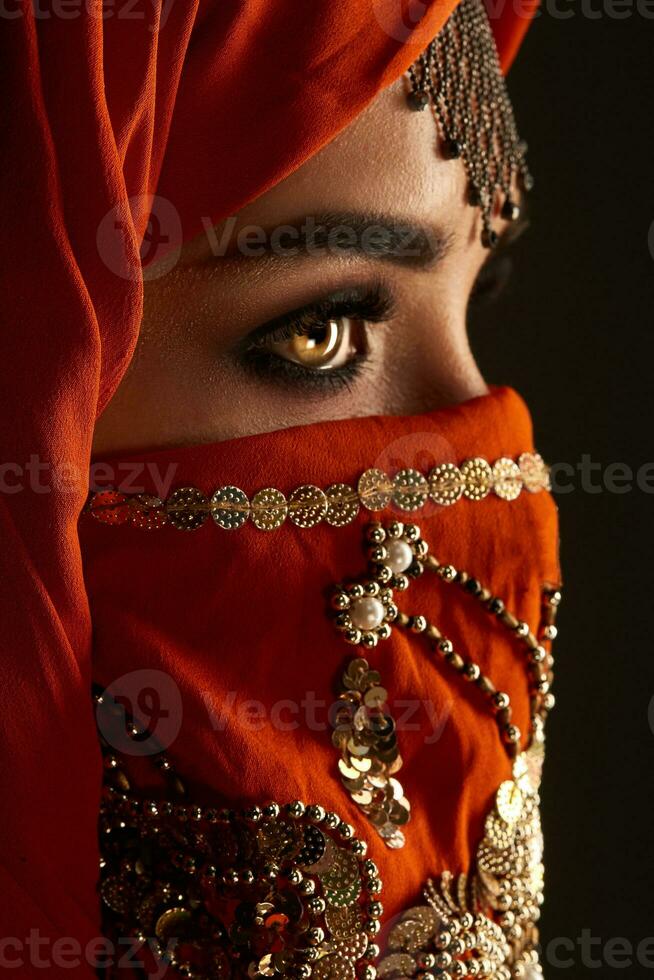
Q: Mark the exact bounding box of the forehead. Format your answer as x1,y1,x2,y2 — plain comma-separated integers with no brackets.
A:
216,78,468,242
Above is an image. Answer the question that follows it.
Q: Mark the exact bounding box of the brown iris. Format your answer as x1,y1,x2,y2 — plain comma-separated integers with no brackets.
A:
270,317,360,370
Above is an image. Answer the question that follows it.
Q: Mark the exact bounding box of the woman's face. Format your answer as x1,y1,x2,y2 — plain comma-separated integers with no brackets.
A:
93,77,513,455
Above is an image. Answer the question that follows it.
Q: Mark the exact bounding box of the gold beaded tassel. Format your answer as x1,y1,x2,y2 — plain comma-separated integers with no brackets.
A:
407,0,533,248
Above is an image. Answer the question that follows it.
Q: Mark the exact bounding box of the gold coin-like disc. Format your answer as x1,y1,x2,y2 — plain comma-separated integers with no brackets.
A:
519,451,550,493
492,457,523,501
324,904,364,939
251,487,288,530
429,462,464,506
130,494,168,530
210,485,250,529
392,469,429,511
288,484,328,528
495,779,524,825
165,487,209,530
460,457,493,501
325,484,360,526
357,468,393,511
312,953,356,980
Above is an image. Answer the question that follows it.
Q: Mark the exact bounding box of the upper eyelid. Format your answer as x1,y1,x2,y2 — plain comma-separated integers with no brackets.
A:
247,284,396,348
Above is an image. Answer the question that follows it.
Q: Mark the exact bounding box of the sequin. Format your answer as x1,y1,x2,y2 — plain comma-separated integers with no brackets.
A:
358,468,393,511
99,793,382,980
460,457,493,500
165,487,208,530
251,487,288,530
289,484,329,528
377,742,546,978
90,490,130,525
519,451,550,493
129,494,168,530
325,484,360,526
428,462,464,506
391,469,429,511
493,456,523,501
210,485,250,529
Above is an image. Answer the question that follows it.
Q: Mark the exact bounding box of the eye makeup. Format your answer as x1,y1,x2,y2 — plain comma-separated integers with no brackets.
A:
238,282,395,394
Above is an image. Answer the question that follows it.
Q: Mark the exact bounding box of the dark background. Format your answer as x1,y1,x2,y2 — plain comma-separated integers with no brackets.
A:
470,7,654,976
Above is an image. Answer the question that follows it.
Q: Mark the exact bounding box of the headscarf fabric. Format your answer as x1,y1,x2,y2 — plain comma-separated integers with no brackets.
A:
0,2,538,972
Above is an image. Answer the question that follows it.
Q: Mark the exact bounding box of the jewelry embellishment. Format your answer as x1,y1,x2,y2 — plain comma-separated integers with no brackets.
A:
166,487,209,530
492,458,523,502
391,469,430,512
519,452,551,494
86,452,551,531
358,469,394,512
210,485,250,530
460,457,493,501
333,658,410,850
251,487,288,530
96,692,383,980
331,523,426,649
406,0,532,249
329,521,561,853
428,463,464,506
289,484,329,528
377,737,546,980
325,483,360,527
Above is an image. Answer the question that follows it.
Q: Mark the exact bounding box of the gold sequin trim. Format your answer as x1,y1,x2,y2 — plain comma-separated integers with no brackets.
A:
333,657,409,850
378,737,547,979
87,452,550,532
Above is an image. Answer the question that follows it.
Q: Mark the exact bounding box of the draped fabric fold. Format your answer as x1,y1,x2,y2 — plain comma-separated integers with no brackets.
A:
0,1,538,971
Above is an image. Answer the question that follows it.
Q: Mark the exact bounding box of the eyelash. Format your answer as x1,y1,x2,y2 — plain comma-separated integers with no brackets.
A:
241,284,394,392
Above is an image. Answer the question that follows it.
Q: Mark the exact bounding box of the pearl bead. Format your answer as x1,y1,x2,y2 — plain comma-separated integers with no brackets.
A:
386,539,413,574
350,597,385,631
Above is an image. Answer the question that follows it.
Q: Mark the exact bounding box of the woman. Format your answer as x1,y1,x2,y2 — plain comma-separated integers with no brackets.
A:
0,1,559,977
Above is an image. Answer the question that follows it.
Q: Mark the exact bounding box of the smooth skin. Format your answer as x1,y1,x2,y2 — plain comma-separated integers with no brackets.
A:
93,77,514,455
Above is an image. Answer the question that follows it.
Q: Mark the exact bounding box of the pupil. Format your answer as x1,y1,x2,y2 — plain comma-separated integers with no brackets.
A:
306,324,330,347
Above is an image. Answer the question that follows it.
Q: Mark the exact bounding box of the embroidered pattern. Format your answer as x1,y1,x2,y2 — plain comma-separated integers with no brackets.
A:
99,784,382,979
378,735,545,979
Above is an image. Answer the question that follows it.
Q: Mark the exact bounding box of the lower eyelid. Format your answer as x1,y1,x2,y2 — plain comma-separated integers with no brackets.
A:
242,347,368,394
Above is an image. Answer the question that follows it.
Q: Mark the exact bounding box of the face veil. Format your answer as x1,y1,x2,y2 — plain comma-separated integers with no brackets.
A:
0,1,544,975
82,386,560,977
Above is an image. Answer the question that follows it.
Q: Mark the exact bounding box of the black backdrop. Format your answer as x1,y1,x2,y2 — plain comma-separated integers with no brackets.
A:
470,6,654,976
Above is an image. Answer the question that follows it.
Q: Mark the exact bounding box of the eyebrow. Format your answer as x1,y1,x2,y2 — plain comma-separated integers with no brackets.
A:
219,211,454,271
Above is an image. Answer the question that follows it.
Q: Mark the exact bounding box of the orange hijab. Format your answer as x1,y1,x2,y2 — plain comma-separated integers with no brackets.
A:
0,2,539,973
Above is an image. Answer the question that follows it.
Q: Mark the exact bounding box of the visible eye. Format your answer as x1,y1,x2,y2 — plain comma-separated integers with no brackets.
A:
241,283,395,393
264,316,364,371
